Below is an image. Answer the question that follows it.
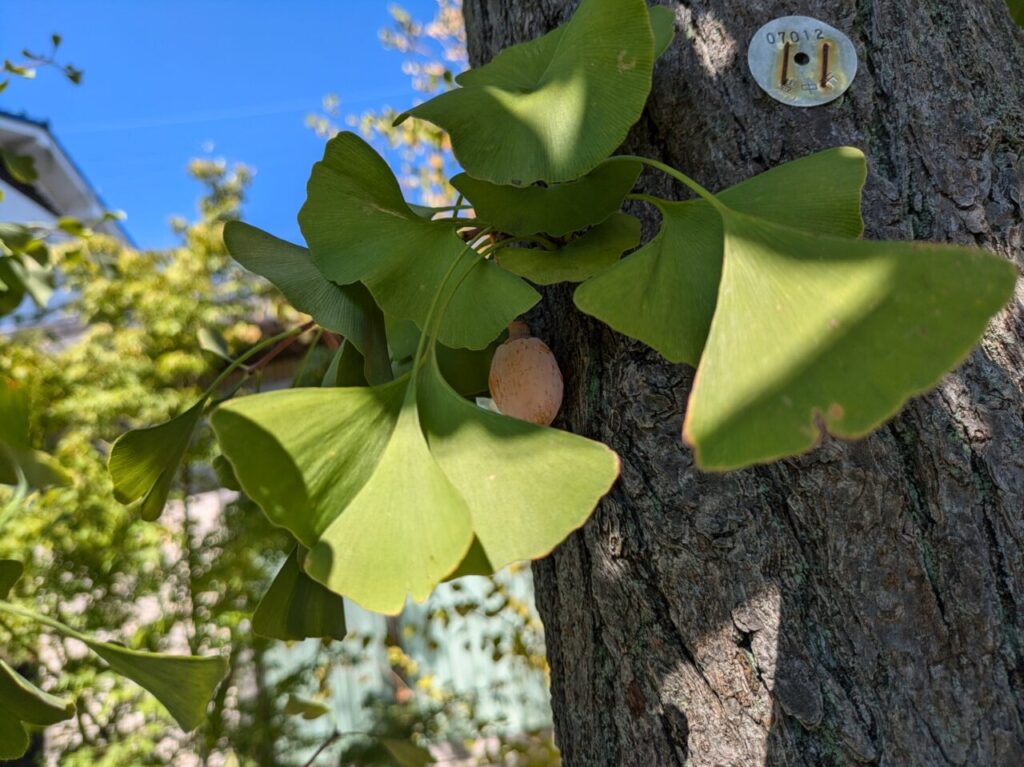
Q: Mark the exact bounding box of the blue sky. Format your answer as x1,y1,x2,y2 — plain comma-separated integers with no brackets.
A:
0,0,439,248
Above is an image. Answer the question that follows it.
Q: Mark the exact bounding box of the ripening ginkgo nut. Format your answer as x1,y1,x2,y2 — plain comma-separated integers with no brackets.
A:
489,327,564,426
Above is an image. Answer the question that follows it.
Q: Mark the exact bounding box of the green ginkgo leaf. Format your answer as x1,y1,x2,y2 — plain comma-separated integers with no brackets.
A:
323,341,369,388
575,147,867,365
0,149,38,184
650,5,677,58
501,213,641,286
223,221,391,383
450,160,641,237
685,211,1017,470
253,547,348,641
1008,0,1023,27
395,0,655,184
0,560,23,598
108,399,205,521
0,660,75,760
387,318,498,396
211,356,619,614
82,637,228,732
299,132,538,350
381,738,437,767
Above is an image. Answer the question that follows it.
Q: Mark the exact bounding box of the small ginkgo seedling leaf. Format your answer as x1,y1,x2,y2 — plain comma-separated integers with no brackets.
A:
685,212,1017,471
108,399,205,521
253,547,348,641
223,221,390,383
284,694,332,721
501,213,641,286
650,5,677,58
299,132,538,350
212,357,619,614
395,0,655,184
575,147,868,365
450,160,641,237
0,660,75,760
83,637,228,732
0,559,23,599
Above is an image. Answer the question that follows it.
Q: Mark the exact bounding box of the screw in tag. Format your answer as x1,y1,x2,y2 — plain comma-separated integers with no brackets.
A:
748,16,858,108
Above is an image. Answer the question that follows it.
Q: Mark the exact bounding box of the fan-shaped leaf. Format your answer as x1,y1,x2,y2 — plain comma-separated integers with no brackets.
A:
381,739,436,767
575,147,868,365
396,0,655,184
223,221,390,383
212,357,619,614
299,133,538,350
685,212,1017,470
450,160,641,237
0,660,75,760
501,213,641,285
284,694,332,720
108,399,205,521
650,5,677,58
253,547,348,641
83,637,227,732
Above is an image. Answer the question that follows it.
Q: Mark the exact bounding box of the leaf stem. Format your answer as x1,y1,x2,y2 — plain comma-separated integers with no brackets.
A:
612,155,725,212
202,321,314,402
0,599,89,643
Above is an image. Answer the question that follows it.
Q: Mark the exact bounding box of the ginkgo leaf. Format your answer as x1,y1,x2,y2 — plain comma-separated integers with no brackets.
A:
83,637,228,732
284,694,331,720
650,5,677,58
211,358,619,614
0,560,23,599
501,213,641,285
223,221,391,383
450,160,641,237
0,660,75,760
323,341,368,388
299,132,538,350
108,399,205,521
253,547,348,641
387,317,498,396
685,212,1018,471
1008,0,1023,27
395,0,655,184
575,147,868,365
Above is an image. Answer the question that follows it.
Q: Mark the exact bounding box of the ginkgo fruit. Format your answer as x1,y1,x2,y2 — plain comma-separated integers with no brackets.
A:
488,322,564,426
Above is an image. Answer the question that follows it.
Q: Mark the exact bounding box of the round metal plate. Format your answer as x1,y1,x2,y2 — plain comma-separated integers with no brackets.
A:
748,16,858,108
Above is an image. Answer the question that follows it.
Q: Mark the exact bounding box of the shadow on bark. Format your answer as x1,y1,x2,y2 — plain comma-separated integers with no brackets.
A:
463,1,1024,764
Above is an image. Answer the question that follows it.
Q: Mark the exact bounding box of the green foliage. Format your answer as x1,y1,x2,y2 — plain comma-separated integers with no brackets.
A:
0,659,76,760
1008,0,1024,26
575,147,867,365
0,380,68,489
450,159,642,237
0,560,22,598
298,131,539,350
252,547,348,641
212,352,618,614
397,0,657,184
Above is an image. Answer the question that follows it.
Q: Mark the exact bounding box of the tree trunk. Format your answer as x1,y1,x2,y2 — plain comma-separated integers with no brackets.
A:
463,1,1024,765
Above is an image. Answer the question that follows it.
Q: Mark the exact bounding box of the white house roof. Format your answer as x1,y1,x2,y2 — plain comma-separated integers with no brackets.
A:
0,109,130,242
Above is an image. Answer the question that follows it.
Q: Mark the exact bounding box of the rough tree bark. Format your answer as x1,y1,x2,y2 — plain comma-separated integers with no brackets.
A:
463,1,1024,765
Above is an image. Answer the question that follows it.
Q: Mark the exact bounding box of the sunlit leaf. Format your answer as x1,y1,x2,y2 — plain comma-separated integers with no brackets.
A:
685,212,1017,470
575,147,867,365
501,213,641,285
0,660,75,760
450,160,641,237
299,132,538,350
381,738,436,767
650,5,677,58
284,694,332,721
396,0,655,184
0,560,23,599
223,221,391,383
82,637,227,732
253,547,348,641
108,399,205,521
212,356,619,614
